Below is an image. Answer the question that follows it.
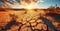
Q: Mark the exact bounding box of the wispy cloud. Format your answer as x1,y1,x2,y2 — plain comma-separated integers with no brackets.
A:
40,0,44,2
0,0,60,9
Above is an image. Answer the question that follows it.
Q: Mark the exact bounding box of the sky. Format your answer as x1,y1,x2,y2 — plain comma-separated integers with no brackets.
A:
0,0,60,9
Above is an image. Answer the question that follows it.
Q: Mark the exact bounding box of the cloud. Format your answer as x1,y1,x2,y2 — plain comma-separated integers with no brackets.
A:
40,0,44,2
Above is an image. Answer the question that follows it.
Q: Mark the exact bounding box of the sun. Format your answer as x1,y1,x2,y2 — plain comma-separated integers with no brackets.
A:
25,2,35,9
26,5,33,9
25,4,33,9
